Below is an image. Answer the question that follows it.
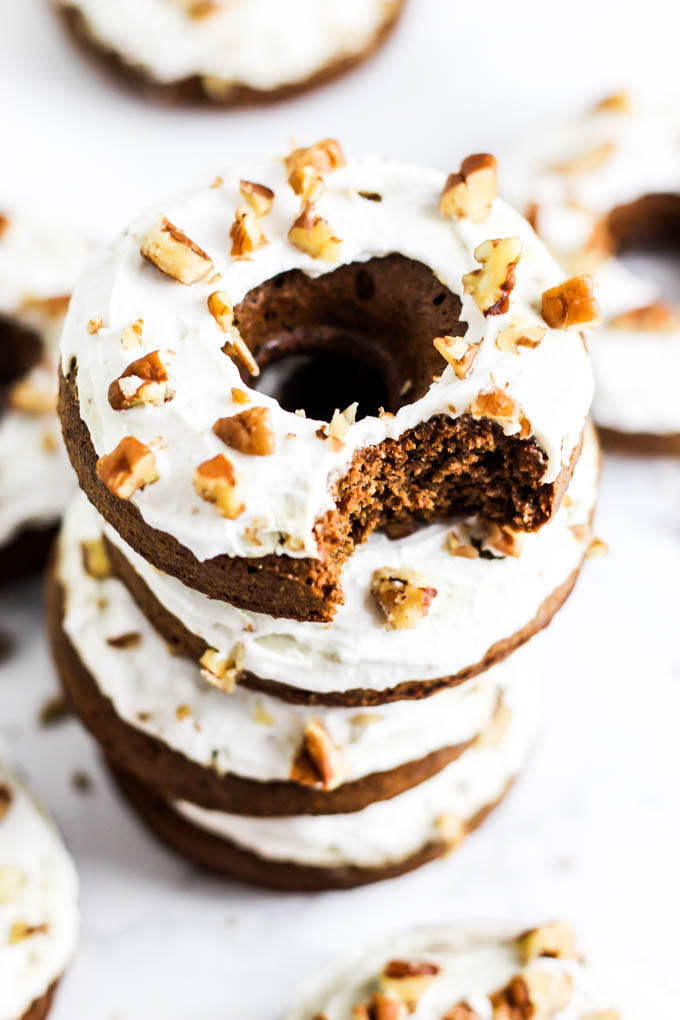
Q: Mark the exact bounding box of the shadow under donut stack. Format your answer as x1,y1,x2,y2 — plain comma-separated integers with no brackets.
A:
504,92,680,454
0,212,89,583
49,139,599,891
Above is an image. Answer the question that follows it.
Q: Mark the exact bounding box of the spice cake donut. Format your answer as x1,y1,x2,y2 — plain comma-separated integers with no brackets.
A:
59,143,596,621
54,0,407,106
504,93,680,453
95,421,600,707
108,667,539,891
286,919,673,1018
49,491,536,815
0,212,89,581
0,764,78,1020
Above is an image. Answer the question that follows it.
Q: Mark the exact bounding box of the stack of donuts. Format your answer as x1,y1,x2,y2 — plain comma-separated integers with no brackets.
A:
48,139,599,891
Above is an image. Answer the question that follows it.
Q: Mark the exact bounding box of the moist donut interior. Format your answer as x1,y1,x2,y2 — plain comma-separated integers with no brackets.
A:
608,193,680,302
234,253,464,421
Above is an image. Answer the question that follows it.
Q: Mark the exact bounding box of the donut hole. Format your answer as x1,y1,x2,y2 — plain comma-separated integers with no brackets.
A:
608,193,680,303
0,317,42,388
232,254,465,423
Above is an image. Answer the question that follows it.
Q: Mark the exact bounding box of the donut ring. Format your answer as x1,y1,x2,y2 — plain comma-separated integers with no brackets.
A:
505,93,680,452
0,211,88,580
59,145,594,621
54,0,407,106
0,765,78,1020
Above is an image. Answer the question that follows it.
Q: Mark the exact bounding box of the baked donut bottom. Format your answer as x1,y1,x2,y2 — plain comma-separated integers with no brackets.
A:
56,1,407,107
597,425,680,456
19,982,59,1020
59,365,581,623
108,763,513,893
47,565,494,816
1,524,57,584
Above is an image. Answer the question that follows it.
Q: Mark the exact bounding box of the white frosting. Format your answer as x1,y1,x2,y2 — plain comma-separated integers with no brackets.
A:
286,922,638,1020
101,421,598,698
57,0,396,91
0,211,89,546
503,100,680,436
0,767,78,1020
57,493,521,785
173,669,539,868
60,156,593,567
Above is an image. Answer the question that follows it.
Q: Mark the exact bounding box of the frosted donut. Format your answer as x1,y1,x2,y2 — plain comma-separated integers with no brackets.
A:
108,667,539,890
286,920,675,1018
0,764,78,1020
49,490,538,815
54,0,407,105
0,210,89,581
95,420,599,706
504,93,680,452
59,144,595,621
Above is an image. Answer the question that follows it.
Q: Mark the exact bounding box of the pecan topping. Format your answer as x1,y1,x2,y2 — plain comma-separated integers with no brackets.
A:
96,437,159,499
443,1003,481,1020
208,291,260,377
0,784,12,821
448,519,523,559
463,238,522,316
495,317,546,354
87,316,103,334
240,180,275,217
371,568,438,630
106,632,142,649
285,138,346,202
550,142,615,177
141,216,214,284
440,153,498,222
491,966,573,1019
608,302,680,332
230,205,268,258
352,994,407,1020
231,387,250,405
199,644,245,693
433,335,479,378
290,718,344,791
288,205,342,261
380,959,441,1010
81,538,112,580
108,349,175,411
193,454,245,518
470,386,530,437
517,921,578,963
594,91,630,113
541,276,600,329
213,406,275,456
121,319,144,350
9,921,48,944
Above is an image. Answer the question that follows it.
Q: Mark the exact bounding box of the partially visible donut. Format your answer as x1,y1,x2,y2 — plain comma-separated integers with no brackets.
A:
0,764,78,1020
54,0,407,106
59,143,595,621
0,211,89,581
504,93,680,452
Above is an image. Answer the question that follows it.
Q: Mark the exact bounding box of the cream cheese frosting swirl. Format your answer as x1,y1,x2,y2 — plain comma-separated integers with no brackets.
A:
60,155,593,566
98,422,598,699
0,766,78,1020
503,96,680,439
57,493,515,785
0,211,89,547
56,0,401,93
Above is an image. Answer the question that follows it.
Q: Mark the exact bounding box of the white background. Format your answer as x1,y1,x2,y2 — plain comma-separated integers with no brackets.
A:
1,1,680,1016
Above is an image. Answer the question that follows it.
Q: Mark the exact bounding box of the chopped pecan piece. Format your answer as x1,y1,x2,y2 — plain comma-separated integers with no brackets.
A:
541,276,600,329
608,302,679,332
81,538,112,580
193,453,245,518
470,386,530,437
141,216,214,284
121,319,144,350
213,406,275,456
106,632,142,649
290,718,344,791
285,138,346,202
380,959,440,1009
371,569,438,630
443,1002,481,1020
463,238,522,316
208,291,260,377
199,644,245,693
240,180,274,216
550,142,615,176
440,153,498,222
288,205,341,261
495,317,546,354
491,966,573,1019
108,349,175,410
433,335,479,377
0,784,12,820
518,921,578,963
231,387,250,405
352,994,407,1020
318,403,358,449
230,205,268,258
9,921,48,944
87,316,103,334
96,437,159,499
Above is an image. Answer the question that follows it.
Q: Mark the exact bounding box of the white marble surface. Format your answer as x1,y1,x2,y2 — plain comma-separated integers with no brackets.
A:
1,0,680,1015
